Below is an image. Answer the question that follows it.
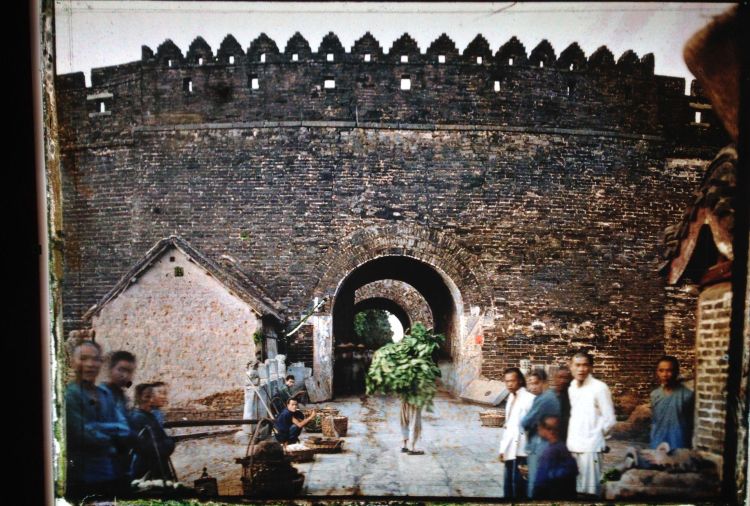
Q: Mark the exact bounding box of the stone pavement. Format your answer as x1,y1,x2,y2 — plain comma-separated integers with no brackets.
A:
171,391,644,498
294,391,504,497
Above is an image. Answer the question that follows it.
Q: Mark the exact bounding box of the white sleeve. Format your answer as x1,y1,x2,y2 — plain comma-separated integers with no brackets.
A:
498,427,511,455
596,382,617,435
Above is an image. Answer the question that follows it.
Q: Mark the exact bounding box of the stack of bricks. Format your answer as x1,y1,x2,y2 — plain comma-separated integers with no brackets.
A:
163,389,245,421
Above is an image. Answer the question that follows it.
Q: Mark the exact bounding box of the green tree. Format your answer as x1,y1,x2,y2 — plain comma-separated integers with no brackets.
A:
365,323,445,410
353,309,394,349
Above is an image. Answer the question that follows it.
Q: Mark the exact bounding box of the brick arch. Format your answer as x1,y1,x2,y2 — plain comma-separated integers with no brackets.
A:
354,279,433,329
310,225,492,398
311,224,492,310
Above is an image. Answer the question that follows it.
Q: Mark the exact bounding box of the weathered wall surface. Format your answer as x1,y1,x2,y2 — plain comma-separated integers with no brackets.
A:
693,281,732,458
91,247,260,405
56,33,729,403
69,126,704,402
664,283,699,381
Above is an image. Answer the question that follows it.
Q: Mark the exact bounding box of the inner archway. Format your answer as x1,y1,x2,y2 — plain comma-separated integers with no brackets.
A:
334,307,402,395
331,255,462,396
354,297,411,332
355,279,434,330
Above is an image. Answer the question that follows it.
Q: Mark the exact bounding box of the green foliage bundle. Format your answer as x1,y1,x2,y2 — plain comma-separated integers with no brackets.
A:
353,309,393,349
365,323,445,410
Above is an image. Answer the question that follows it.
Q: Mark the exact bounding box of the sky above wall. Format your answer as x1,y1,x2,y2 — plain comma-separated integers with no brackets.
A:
54,1,733,92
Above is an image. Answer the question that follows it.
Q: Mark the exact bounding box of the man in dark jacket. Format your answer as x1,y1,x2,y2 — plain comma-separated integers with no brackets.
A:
128,383,176,482
274,399,316,445
533,415,578,500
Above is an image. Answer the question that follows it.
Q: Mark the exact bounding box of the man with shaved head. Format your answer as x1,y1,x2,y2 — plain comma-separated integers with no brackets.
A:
566,351,615,497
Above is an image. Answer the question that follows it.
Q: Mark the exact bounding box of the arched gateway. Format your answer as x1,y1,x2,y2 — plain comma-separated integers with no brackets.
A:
305,225,494,400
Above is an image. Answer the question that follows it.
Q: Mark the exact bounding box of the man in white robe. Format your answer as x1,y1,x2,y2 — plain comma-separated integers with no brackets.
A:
498,367,536,498
567,351,616,497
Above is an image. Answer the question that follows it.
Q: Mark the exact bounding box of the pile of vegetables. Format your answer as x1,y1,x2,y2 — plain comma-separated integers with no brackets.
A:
365,323,445,410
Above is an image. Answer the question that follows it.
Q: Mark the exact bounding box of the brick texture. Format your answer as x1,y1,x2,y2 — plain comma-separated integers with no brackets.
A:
55,33,730,405
693,281,732,456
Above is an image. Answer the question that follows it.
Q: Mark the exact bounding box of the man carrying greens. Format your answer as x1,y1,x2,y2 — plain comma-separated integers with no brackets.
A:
366,323,444,456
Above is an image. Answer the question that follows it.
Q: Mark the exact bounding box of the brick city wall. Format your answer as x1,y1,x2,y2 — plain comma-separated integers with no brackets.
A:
55,33,729,403
693,281,732,456
54,33,727,151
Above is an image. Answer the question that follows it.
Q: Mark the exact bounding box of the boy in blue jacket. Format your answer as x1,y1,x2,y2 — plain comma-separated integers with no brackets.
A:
533,415,578,500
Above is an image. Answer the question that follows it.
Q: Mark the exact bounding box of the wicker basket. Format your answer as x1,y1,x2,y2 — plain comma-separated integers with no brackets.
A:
284,446,316,463
305,436,344,454
479,409,505,427
304,407,340,433
322,415,348,437
236,437,305,497
240,473,305,497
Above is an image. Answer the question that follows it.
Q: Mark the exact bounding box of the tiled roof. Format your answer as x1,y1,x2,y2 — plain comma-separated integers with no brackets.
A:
83,235,285,321
661,144,737,283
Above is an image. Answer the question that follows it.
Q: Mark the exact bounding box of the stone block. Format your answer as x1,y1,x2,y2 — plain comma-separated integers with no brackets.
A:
305,377,330,403
257,363,269,380
459,379,508,406
267,358,278,376
288,364,307,385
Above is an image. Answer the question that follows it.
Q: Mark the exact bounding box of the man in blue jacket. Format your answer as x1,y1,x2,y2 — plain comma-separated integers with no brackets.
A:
65,340,131,499
99,350,137,480
650,356,694,450
128,383,176,482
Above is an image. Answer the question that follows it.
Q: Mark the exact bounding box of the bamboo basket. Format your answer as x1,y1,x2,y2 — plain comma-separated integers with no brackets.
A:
304,407,340,433
305,436,344,454
322,415,348,437
479,409,505,427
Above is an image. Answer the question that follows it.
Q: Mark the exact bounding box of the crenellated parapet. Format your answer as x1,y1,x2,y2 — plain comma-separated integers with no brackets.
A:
426,34,458,60
496,36,528,66
529,39,555,68
352,32,384,60
284,32,312,61
217,35,244,64
55,32,729,154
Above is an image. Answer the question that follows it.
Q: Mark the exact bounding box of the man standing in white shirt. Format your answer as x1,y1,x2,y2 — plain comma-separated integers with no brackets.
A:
567,351,616,497
498,367,536,499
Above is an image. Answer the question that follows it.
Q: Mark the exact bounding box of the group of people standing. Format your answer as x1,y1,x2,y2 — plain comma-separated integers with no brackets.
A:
499,351,694,500
65,340,176,500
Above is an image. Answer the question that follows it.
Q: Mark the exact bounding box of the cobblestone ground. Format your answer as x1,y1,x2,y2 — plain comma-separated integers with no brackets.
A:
170,392,645,498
